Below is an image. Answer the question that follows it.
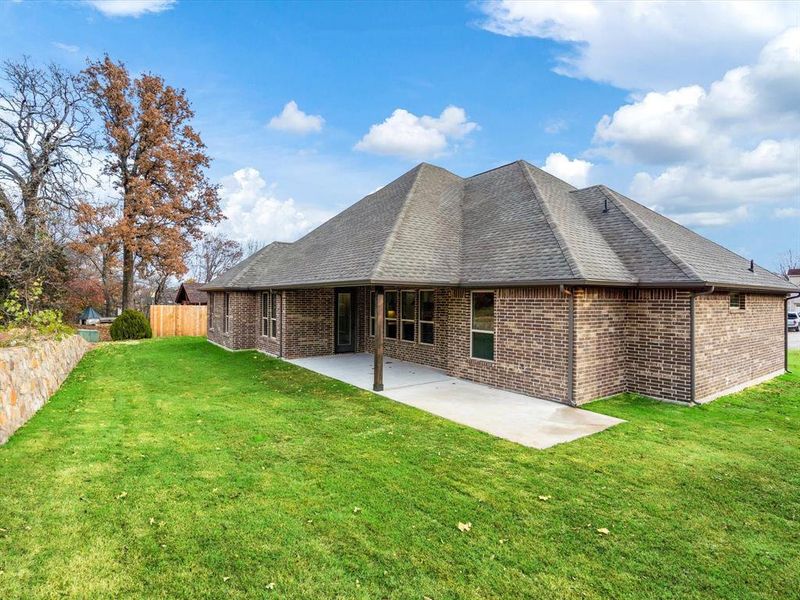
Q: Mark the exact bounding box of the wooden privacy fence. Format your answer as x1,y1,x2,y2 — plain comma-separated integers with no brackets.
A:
150,305,207,337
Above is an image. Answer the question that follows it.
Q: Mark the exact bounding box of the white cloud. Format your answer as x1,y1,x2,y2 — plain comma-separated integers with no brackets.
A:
774,207,800,218
541,152,593,187
594,28,800,165
52,42,79,53
477,1,796,90
215,168,330,245
85,0,175,18
355,105,478,159
543,118,568,134
590,28,800,225
267,101,325,135
670,206,750,228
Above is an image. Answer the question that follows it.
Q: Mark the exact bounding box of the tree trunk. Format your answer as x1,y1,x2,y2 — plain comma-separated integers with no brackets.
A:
121,246,134,310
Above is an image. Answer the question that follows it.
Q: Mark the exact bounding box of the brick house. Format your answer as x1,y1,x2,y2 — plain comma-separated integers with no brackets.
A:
202,161,798,405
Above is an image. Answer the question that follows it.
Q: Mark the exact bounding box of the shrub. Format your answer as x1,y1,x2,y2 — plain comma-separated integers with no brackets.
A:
110,309,152,341
0,281,74,346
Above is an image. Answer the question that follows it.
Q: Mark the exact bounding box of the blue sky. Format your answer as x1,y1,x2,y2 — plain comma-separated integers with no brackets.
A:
2,0,798,270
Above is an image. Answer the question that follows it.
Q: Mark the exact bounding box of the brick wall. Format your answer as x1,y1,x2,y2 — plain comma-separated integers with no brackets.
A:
624,289,692,403
694,292,784,401
445,287,570,404
205,285,783,406
282,288,334,359
207,291,257,350
574,288,627,404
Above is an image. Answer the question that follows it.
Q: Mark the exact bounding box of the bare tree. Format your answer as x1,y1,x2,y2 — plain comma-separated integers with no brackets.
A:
778,249,799,279
0,58,95,297
0,58,95,238
192,233,243,283
244,238,267,257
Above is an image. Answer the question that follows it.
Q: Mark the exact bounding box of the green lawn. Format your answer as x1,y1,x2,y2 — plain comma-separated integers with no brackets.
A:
1,338,798,599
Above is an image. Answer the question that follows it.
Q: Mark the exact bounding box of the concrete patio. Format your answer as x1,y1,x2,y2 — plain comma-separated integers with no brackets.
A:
287,353,623,449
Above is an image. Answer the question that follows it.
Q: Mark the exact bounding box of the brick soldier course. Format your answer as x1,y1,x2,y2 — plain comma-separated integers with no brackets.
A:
203,161,797,406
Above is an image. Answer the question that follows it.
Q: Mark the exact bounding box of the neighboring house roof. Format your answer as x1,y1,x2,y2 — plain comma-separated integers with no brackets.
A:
788,268,800,276
79,307,102,320
175,282,209,304
202,161,798,293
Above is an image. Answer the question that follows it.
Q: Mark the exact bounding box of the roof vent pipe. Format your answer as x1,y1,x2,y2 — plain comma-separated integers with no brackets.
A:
602,197,609,213
749,259,755,272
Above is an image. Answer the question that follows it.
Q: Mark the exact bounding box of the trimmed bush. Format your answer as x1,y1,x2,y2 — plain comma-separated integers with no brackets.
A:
110,310,152,341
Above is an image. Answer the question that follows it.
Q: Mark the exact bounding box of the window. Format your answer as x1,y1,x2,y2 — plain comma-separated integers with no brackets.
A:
471,291,494,361
401,290,416,342
270,292,278,337
730,292,746,311
385,290,398,339
223,293,231,333
419,290,434,345
262,291,277,337
208,294,214,331
369,291,375,336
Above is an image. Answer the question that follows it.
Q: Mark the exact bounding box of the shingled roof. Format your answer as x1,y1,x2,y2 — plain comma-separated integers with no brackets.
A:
203,161,796,293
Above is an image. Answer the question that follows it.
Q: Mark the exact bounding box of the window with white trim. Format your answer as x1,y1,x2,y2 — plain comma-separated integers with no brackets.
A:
471,291,494,361
419,290,434,345
401,290,416,342
385,290,398,339
730,292,746,311
369,291,375,336
262,291,277,337
223,293,231,333
270,292,278,337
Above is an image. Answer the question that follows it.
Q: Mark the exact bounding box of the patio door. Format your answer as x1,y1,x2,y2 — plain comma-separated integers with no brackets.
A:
334,288,356,353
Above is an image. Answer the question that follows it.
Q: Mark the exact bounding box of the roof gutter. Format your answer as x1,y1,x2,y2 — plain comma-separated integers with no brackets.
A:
689,286,715,403
786,291,800,373
200,279,797,295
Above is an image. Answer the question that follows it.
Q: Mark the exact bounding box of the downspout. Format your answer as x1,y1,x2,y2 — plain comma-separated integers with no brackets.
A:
689,286,715,403
560,285,575,406
786,292,800,372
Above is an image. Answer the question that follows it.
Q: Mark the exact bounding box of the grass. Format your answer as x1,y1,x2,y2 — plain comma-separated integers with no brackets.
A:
0,337,798,599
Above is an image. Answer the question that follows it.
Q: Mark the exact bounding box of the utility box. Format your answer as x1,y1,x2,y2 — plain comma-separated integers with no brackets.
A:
77,329,100,343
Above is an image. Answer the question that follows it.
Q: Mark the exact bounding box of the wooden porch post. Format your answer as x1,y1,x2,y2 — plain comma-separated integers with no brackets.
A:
373,286,384,391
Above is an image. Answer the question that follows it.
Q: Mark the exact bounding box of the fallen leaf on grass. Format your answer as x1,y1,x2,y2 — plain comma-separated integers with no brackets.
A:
538,495,551,501
223,576,230,582
457,521,472,532
266,582,276,590
353,507,362,513
149,518,156,525
597,528,610,535
116,491,127,500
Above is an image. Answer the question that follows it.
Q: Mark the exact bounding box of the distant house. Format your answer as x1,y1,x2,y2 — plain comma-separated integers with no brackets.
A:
175,282,208,305
201,161,798,406
78,307,102,325
789,269,800,312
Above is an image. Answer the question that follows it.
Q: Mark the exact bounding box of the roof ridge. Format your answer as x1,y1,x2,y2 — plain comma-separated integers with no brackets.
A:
370,163,428,280
519,160,583,280
596,186,701,282
519,159,578,191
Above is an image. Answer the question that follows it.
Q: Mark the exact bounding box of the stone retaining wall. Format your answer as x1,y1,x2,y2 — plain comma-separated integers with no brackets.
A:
0,335,90,445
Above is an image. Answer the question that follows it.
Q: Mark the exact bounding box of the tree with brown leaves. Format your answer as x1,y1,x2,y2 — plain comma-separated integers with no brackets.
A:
83,56,222,309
